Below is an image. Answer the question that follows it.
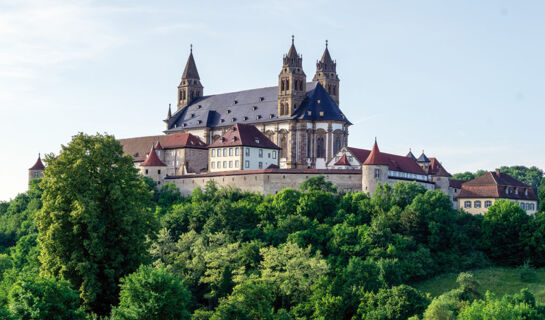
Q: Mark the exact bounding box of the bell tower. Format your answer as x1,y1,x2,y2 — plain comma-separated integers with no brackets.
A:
278,36,306,117
177,45,203,110
313,40,340,105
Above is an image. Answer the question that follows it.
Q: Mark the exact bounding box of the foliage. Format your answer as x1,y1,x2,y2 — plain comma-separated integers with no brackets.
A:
457,290,545,319
37,133,158,315
356,284,430,320
8,274,85,319
111,265,191,320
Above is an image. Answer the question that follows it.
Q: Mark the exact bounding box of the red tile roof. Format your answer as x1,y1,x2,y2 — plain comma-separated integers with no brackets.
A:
141,147,167,167
429,158,451,177
155,140,164,150
119,133,207,162
363,141,389,165
29,154,45,170
209,123,280,149
348,147,426,175
458,170,538,201
334,153,351,166
449,179,465,189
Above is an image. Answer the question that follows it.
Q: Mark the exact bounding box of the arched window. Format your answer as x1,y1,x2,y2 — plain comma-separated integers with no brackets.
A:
286,79,289,90
181,90,186,100
280,135,288,159
316,137,325,158
299,80,303,90
281,80,285,91
307,132,312,158
333,135,342,154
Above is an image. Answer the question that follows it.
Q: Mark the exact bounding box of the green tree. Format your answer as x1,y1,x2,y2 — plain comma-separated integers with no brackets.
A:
111,265,191,320
538,178,545,212
299,175,337,193
457,290,544,320
8,275,85,320
356,285,430,320
481,200,530,265
37,133,158,315
211,279,276,320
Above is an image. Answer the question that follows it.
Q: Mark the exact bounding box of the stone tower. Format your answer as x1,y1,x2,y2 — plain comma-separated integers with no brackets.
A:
416,151,430,173
278,36,306,117
140,145,167,186
28,154,45,185
177,45,203,110
313,40,339,105
361,140,389,194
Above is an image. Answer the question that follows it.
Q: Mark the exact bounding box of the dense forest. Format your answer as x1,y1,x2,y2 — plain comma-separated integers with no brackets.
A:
1,133,545,319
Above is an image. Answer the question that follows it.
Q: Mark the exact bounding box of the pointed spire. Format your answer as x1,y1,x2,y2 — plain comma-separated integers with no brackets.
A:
29,153,45,170
363,139,388,165
155,140,164,151
316,39,336,72
406,148,416,160
167,103,172,119
287,35,298,59
142,145,166,167
182,45,200,80
417,150,430,163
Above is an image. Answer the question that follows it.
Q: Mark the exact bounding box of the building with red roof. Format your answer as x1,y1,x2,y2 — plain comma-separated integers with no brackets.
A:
209,123,280,172
28,154,45,184
458,169,538,214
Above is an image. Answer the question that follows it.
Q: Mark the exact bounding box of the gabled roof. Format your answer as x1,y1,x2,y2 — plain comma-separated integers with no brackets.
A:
29,154,45,170
334,153,350,166
417,152,430,163
363,141,388,165
449,179,465,189
459,170,538,201
155,140,163,150
429,158,451,177
141,146,166,167
165,81,350,132
347,147,427,175
182,49,200,79
119,133,207,162
209,123,280,149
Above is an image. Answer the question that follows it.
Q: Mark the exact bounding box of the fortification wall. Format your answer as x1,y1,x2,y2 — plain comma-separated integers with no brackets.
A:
165,169,362,196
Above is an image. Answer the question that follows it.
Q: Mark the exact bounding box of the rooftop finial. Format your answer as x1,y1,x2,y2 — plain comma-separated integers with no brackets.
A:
190,44,193,53
291,35,294,45
374,137,377,144
325,39,328,48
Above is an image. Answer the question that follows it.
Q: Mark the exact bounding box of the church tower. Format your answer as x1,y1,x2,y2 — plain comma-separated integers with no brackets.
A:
177,45,203,110
278,36,306,117
313,40,340,105
28,154,45,186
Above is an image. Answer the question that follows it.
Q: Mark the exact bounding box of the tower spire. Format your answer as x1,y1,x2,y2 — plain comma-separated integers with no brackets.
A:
313,39,340,105
177,44,203,110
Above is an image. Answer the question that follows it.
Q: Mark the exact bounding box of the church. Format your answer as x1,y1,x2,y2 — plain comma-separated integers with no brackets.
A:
164,37,351,169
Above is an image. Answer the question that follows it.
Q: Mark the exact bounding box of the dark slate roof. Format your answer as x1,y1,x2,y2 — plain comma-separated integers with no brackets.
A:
417,152,430,163
209,123,280,149
406,150,416,160
165,81,350,132
182,51,200,79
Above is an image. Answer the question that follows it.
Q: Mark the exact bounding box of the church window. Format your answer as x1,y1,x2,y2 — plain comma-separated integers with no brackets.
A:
307,133,312,157
270,114,274,119
464,201,472,209
232,118,236,122
281,80,285,91
334,136,342,154
280,136,288,158
474,201,482,208
316,137,325,158
286,79,289,90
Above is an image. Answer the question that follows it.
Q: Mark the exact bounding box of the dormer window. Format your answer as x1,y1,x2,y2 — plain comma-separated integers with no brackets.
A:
525,189,529,196
183,123,187,127
227,109,231,113
269,114,274,119
255,138,260,144
234,100,238,104
220,119,225,123
244,116,248,121
256,115,262,120
259,97,264,101
319,111,324,117
317,100,321,104
515,188,519,195
253,106,258,111
232,118,236,122
307,111,312,116
191,113,195,117
198,105,202,109
232,137,237,142
198,120,202,124
221,137,226,142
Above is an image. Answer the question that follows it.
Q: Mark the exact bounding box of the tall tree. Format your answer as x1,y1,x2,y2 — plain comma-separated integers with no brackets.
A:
37,133,157,315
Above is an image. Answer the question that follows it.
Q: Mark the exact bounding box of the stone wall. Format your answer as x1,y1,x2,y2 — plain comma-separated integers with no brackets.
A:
165,169,362,196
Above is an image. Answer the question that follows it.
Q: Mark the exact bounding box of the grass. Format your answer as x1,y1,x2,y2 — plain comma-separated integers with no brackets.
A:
414,267,545,304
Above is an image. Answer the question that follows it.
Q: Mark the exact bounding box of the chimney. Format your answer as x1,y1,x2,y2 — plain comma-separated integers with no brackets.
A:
495,169,501,176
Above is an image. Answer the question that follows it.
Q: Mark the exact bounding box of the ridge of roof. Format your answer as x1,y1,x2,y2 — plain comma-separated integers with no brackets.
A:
209,123,280,149
347,146,427,175
334,153,350,166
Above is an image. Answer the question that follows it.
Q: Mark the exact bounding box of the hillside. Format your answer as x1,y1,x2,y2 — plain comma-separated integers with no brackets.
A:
415,267,545,304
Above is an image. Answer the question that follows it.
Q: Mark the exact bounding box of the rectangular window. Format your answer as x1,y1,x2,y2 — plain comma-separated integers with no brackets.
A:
245,160,249,168
211,162,215,169
223,148,227,157
217,161,220,168
145,169,148,174
245,148,250,156
229,148,233,156
374,169,380,179
223,161,227,168
259,162,263,169
259,149,263,158
464,201,472,209
235,148,240,156
211,149,215,157
474,201,481,208
485,200,492,208
229,161,233,168
158,169,161,174
273,151,276,159
235,160,239,168
268,153,271,158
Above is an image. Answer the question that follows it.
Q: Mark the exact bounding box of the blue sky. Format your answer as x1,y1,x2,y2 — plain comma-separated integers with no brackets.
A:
1,0,544,201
